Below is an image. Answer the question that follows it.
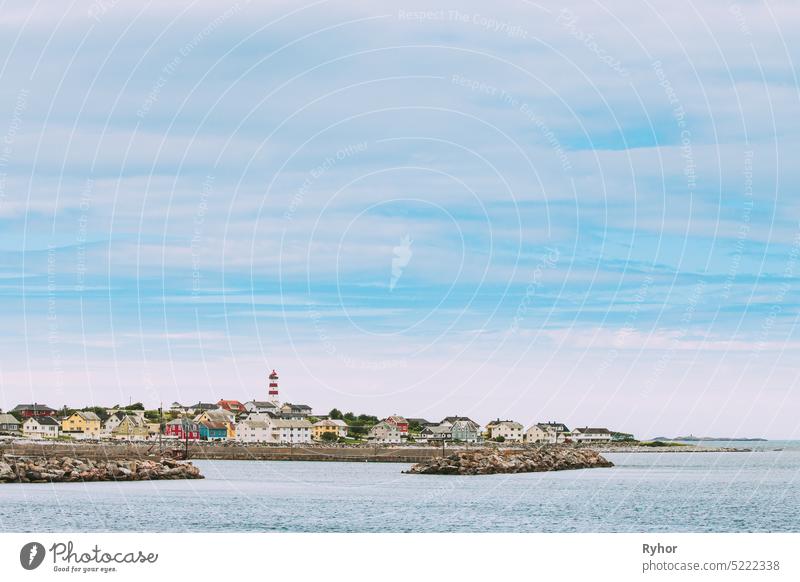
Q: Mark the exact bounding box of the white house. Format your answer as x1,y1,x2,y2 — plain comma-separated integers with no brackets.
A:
270,419,312,443
244,400,279,414
22,416,60,439
486,420,524,442
101,411,126,437
418,424,452,443
571,427,613,443
384,415,409,435
527,422,571,443
236,415,273,443
450,419,482,443
367,421,401,444
525,424,550,443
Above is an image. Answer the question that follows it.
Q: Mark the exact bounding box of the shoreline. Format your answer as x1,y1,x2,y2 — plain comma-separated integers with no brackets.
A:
0,440,758,464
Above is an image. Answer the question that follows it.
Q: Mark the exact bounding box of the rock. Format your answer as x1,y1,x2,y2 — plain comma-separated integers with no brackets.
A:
404,446,613,476
0,455,204,484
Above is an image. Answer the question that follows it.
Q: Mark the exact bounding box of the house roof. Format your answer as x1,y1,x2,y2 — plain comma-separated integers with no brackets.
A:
451,420,480,430
537,422,570,432
574,427,611,434
27,416,59,426
0,413,20,424
488,420,523,429
197,409,233,421
282,403,312,411
441,416,476,425
422,425,452,435
385,415,408,423
189,402,218,410
75,411,101,421
118,415,147,427
12,403,56,413
271,419,312,428
167,417,197,427
406,418,432,425
246,400,278,408
199,421,227,430
369,421,398,432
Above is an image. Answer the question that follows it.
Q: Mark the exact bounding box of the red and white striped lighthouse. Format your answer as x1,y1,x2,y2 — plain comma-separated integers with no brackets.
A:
268,369,279,401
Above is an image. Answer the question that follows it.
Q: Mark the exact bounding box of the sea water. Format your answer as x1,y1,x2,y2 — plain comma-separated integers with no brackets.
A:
2,444,799,532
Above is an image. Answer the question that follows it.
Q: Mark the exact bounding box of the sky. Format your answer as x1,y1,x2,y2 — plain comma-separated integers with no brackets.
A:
1,0,799,438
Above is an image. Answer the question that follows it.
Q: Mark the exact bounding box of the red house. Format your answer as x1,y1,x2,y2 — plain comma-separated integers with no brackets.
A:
384,415,409,435
216,399,246,415
11,403,57,418
164,418,200,441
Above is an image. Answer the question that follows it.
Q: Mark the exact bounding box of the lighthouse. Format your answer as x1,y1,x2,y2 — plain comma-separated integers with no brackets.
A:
268,369,280,404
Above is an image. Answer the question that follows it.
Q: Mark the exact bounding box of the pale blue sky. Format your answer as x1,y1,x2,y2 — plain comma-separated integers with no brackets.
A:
1,1,799,438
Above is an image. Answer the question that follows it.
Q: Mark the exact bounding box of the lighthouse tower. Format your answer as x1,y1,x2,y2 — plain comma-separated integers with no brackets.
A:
268,370,280,404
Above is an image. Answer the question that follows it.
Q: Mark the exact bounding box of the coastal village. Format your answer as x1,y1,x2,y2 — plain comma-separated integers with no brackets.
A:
0,370,635,446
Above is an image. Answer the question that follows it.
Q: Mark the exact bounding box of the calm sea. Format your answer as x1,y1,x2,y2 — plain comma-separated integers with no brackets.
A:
2,442,799,532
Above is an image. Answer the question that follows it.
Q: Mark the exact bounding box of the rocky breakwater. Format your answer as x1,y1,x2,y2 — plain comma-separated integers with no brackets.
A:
0,456,204,483
404,446,613,475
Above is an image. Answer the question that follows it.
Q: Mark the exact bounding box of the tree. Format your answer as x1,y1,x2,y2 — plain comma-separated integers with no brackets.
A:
348,425,367,437
343,411,356,422
329,408,343,420
320,431,338,442
124,402,145,410
494,436,506,443
144,410,161,422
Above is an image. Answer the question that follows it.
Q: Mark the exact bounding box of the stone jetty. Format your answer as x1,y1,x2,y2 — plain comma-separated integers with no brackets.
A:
0,456,203,483
404,446,613,475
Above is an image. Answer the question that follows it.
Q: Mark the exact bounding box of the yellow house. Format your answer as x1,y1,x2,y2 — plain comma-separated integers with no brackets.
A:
111,415,149,440
61,411,102,439
312,419,348,441
195,409,236,438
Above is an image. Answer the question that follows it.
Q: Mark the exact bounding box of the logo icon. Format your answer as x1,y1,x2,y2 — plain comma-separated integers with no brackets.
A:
390,234,413,291
20,542,46,570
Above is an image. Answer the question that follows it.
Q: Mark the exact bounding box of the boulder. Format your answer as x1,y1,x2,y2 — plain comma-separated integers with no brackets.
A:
0,455,204,484
404,446,613,475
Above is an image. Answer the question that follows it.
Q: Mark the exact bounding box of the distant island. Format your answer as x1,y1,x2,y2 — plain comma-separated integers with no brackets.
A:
653,436,768,442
